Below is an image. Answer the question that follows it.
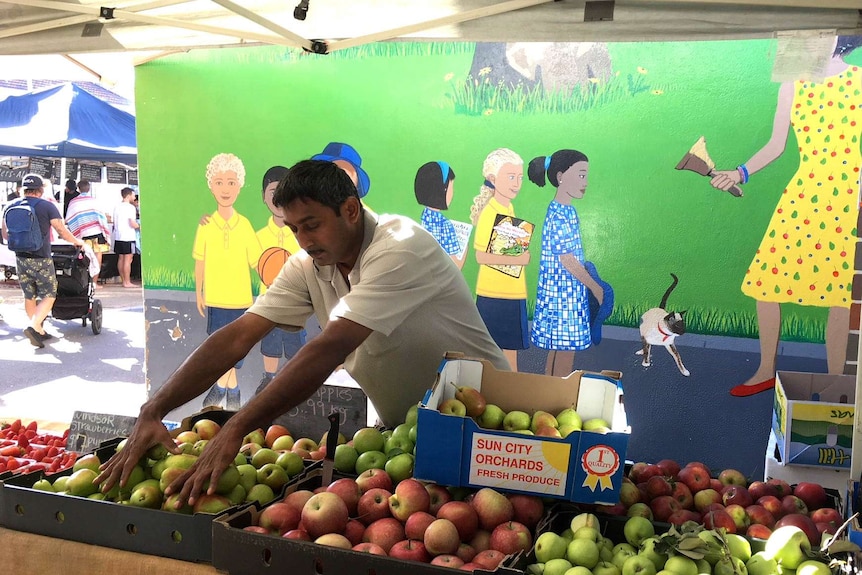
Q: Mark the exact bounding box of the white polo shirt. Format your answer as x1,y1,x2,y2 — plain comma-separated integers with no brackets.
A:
247,209,509,425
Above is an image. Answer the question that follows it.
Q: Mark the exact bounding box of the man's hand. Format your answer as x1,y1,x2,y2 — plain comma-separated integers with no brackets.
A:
165,428,243,507
95,415,180,494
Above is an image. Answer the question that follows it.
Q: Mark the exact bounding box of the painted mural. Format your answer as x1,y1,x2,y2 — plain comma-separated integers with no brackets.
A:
136,38,862,477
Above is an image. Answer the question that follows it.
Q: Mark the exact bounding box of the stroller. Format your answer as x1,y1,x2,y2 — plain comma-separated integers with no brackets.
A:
51,244,103,334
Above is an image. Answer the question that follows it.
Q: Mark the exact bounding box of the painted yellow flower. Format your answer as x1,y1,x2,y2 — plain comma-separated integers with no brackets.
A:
483,109,494,116
589,77,600,84
652,89,664,95
479,66,492,77
637,67,648,74
444,72,454,82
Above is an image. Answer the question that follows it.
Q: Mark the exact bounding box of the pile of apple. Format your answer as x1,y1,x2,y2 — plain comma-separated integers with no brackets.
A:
242,473,546,572
525,511,838,575
27,418,306,514
0,419,74,475
606,459,841,548
439,384,609,438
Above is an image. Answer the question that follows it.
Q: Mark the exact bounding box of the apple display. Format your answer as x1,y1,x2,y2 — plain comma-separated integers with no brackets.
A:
301,492,349,539
356,468,393,493
470,487,514,531
389,539,431,562
389,478,431,521
404,511,437,541
362,517,406,553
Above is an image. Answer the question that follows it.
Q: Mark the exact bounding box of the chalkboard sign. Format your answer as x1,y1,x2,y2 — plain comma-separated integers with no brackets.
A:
52,161,61,185
128,171,138,185
66,410,138,453
0,167,27,183
65,162,78,180
79,164,102,182
274,384,367,442
29,157,53,177
106,167,127,184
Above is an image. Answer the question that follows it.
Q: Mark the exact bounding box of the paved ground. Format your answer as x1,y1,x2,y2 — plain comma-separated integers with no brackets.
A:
0,276,147,431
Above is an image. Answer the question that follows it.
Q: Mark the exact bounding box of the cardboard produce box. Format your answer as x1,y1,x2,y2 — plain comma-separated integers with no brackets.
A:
413,355,628,505
212,463,527,575
772,371,855,469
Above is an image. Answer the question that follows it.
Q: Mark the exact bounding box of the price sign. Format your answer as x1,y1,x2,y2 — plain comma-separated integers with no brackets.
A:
66,410,138,453
274,384,367,442
65,162,78,180
128,171,138,185
29,157,54,177
106,167,127,184
79,164,102,182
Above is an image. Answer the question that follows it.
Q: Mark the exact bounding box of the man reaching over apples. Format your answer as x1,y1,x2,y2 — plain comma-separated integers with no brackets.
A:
96,159,508,507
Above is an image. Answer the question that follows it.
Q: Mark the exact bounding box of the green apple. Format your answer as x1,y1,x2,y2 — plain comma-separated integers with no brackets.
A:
503,410,531,431
713,557,746,575
192,439,209,456
225,483,246,506
563,567,592,575
594,560,622,575
333,444,359,473
192,493,232,514
88,493,107,501
724,533,751,563
535,532,569,563
476,404,506,429
612,547,638,571
512,429,534,435
582,418,611,431
556,407,582,431
72,454,101,474
146,443,169,460
390,423,412,441
561,528,575,543
176,442,196,455
129,483,162,508
543,558,573,575
381,429,393,441
352,428,385,454
256,463,289,491
640,538,667,571
664,556,698,575
573,526,602,544
164,453,198,471
405,403,419,428
384,452,414,483
162,492,193,514
150,458,169,480
251,448,279,469
67,468,100,497
558,424,581,438
318,431,347,447
384,435,414,455
763,526,811,570
439,398,467,417
159,465,187,493
622,555,658,575
236,463,257,494
32,479,54,492
695,559,711,575
243,428,266,447
275,450,304,477
746,552,778,575
626,502,653,520
271,434,295,451
52,476,69,492
210,464,240,495
566,538,600,569
245,483,275,506
233,452,246,466
354,450,386,474
408,425,417,444
623,516,655,547
795,560,831,575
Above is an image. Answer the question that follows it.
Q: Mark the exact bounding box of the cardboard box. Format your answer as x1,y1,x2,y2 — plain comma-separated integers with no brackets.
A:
413,355,628,505
772,371,855,469
212,464,527,575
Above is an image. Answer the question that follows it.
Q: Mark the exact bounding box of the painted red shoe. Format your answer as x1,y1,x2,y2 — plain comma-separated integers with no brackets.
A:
730,378,775,397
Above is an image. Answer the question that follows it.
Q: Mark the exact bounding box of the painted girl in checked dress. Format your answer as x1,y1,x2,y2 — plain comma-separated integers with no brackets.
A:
710,36,862,397
528,150,605,377
414,161,466,270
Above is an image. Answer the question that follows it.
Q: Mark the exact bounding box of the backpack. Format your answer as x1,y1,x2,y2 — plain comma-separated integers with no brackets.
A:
3,198,44,253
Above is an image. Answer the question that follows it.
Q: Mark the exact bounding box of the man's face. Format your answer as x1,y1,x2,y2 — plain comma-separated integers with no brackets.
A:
282,197,360,267
263,181,281,217
208,170,241,208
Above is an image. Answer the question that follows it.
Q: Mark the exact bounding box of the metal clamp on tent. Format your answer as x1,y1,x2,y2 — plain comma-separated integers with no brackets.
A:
98,6,115,20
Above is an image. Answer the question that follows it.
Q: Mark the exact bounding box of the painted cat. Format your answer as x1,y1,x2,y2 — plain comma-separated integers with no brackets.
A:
635,273,689,376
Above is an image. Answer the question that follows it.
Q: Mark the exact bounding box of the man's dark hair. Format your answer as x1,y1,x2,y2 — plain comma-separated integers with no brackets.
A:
120,187,135,199
262,166,289,193
273,159,359,214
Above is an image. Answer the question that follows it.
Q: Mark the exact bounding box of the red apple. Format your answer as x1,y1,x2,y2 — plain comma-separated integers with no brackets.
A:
301,492,349,539
431,555,465,568
718,468,747,487
488,521,532,555
356,468,394,494
757,495,783,519
649,495,681,522
469,530,492,553
646,476,673,499
775,513,820,547
264,424,291,448
816,522,838,536
685,461,712,476
404,511,437,541
671,481,694,509
678,466,710,493
424,518,461,556
722,486,753,508
766,478,792,499
192,418,221,440
437,501,479,542
326,477,362,516
637,464,664,483
283,489,315,513
343,519,366,546
810,506,842,528
746,524,773,540
470,488,514,531
780,495,809,517
747,480,778,502
628,462,648,483
667,509,701,526
389,539,431,562
472,549,506,570
313,486,327,494
725,504,751,532
703,510,737,533
352,542,387,555
283,529,311,541
596,503,627,516
356,488,392,525
456,543,477,563
709,478,724,492
244,525,269,534
460,563,484,571
363,517,406,553
657,459,681,478
745,504,776,528
693,488,722,513
426,483,453,515
259,502,301,535
793,482,828,511
389,479,431,522
507,494,544,530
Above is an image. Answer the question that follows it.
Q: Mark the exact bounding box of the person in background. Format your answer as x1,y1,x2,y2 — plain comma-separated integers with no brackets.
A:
65,179,111,285
96,160,508,506
8,183,21,201
55,179,78,215
112,187,140,288
1,175,84,347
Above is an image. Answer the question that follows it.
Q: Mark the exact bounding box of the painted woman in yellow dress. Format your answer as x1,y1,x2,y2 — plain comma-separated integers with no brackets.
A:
710,36,862,397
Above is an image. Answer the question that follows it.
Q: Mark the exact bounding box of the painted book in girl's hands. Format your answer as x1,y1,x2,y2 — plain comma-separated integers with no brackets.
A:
486,214,534,278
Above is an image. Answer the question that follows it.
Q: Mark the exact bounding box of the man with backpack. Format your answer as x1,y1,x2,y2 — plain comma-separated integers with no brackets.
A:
1,174,84,348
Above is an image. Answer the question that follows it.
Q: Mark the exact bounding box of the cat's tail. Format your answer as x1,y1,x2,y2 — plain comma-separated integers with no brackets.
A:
659,273,679,310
